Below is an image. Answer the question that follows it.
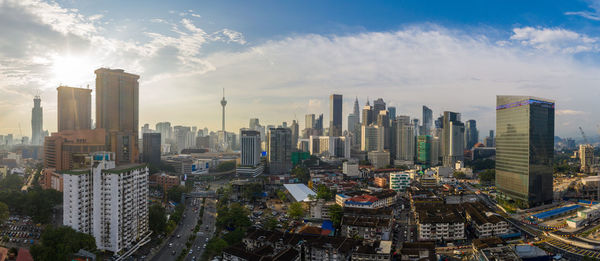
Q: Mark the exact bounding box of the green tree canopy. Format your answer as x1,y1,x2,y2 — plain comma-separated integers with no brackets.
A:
149,204,167,235
276,190,287,202
204,238,228,260
243,183,263,201
216,161,236,172
263,214,278,231
453,171,466,179
216,203,251,230
30,226,96,261
0,202,8,224
0,174,23,191
328,204,343,227
288,202,305,220
223,228,245,245
291,166,310,184
479,169,496,184
316,184,333,200
167,185,187,203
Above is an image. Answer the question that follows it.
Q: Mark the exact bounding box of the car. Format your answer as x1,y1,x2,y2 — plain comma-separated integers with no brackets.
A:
203,244,206,248
177,234,181,238
189,250,193,254
169,243,173,248
171,250,176,255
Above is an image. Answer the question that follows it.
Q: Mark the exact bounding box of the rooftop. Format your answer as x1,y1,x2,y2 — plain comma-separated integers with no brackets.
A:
283,183,316,202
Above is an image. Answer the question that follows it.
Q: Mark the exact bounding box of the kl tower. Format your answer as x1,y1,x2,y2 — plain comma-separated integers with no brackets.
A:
220,88,228,151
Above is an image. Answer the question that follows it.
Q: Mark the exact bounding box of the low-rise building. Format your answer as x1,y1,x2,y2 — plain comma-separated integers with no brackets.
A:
472,237,520,261
351,240,392,261
390,172,410,191
399,242,436,261
414,204,465,241
464,203,509,238
341,215,392,241
309,200,336,219
343,161,360,177
149,173,180,190
39,168,63,192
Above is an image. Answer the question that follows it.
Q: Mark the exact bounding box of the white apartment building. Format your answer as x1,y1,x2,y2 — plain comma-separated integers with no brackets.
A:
63,152,149,253
415,205,465,241
390,172,410,191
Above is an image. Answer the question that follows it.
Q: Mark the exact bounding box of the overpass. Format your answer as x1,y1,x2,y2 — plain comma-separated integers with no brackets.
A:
181,191,217,202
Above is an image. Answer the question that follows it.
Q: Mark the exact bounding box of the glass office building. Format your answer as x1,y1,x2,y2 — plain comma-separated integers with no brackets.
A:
496,96,554,208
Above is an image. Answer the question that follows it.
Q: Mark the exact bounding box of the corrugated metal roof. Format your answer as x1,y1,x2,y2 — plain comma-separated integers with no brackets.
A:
283,183,316,202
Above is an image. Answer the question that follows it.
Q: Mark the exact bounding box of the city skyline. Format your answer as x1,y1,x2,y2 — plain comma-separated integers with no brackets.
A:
3,0,600,138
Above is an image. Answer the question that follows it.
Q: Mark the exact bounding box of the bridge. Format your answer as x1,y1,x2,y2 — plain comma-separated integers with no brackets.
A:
182,191,217,202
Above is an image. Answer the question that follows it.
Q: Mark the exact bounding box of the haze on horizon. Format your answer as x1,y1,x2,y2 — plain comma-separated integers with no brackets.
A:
2,0,600,138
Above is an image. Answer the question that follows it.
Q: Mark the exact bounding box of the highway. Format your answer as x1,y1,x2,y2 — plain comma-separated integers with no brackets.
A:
185,198,217,261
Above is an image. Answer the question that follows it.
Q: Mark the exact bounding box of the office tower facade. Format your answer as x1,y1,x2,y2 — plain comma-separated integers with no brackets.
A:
417,135,432,166
361,125,384,152
31,95,43,145
308,136,350,158
422,106,433,135
267,128,292,174
240,130,261,167
57,86,92,132
445,121,465,166
362,105,374,126
412,118,420,137
353,97,360,116
465,120,478,149
315,114,324,133
388,107,396,122
155,122,172,145
95,68,140,165
496,96,554,207
373,98,386,116
329,94,343,136
396,120,415,164
63,152,149,253
291,120,299,150
305,114,315,130
44,129,107,171
142,133,161,166
442,111,462,166
347,114,359,135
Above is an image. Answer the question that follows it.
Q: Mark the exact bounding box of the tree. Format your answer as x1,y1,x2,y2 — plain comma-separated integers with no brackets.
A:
0,202,8,224
216,203,251,230
204,238,228,259
149,204,167,235
479,169,496,184
223,228,245,245
30,226,96,261
453,171,466,179
263,214,278,230
291,166,310,184
168,185,187,203
328,204,343,227
216,161,236,172
316,184,333,200
243,183,263,201
276,190,287,202
0,174,23,191
288,202,305,220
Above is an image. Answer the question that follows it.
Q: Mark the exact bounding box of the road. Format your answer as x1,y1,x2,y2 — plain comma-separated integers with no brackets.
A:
185,198,217,261
151,193,203,261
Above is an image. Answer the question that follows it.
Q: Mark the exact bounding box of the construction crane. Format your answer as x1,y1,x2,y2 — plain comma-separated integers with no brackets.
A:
579,126,589,145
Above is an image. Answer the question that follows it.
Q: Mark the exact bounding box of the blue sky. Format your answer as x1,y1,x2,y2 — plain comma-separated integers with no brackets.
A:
2,0,600,138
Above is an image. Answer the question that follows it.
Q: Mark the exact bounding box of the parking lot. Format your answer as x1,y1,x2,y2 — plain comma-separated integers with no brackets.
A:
0,216,42,247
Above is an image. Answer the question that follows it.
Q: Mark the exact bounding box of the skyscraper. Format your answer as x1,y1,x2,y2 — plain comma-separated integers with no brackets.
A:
95,68,140,165
155,122,172,145
388,106,396,121
373,98,386,116
362,104,373,126
422,106,433,135
31,95,43,145
57,86,92,132
361,125,384,152
496,96,554,208
305,114,315,130
329,94,343,136
315,114,324,133
142,133,161,166
396,117,415,164
465,120,478,149
291,120,299,150
267,128,292,174
441,111,462,166
353,97,360,117
240,130,261,167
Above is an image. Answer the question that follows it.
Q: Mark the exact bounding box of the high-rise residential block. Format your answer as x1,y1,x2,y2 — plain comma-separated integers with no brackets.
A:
44,129,107,171
155,122,172,145
95,68,140,165
63,152,149,253
329,94,343,136
267,128,292,174
442,111,463,167
361,125,383,152
31,95,43,145
57,86,92,132
496,96,554,208
579,144,595,173
142,133,161,166
396,119,415,164
291,120,299,150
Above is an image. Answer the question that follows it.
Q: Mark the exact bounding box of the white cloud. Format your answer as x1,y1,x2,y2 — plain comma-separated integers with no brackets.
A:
565,0,600,21
556,109,586,115
510,27,599,53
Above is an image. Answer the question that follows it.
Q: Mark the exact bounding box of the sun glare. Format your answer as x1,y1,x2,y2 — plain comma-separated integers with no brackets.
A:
51,54,96,86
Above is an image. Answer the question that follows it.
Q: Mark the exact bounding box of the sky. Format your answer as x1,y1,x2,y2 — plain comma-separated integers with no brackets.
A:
2,0,600,139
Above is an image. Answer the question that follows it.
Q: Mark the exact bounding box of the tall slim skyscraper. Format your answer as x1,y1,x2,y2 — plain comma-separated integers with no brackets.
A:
95,68,140,165
353,97,360,117
31,95,43,145
291,120,299,150
442,111,463,167
329,94,343,136
465,120,478,149
315,114,324,133
57,86,92,131
388,107,396,121
422,106,433,135
362,104,373,126
496,96,554,207
267,127,292,174
305,114,315,130
142,133,161,166
221,88,227,132
155,122,172,145
396,117,415,163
